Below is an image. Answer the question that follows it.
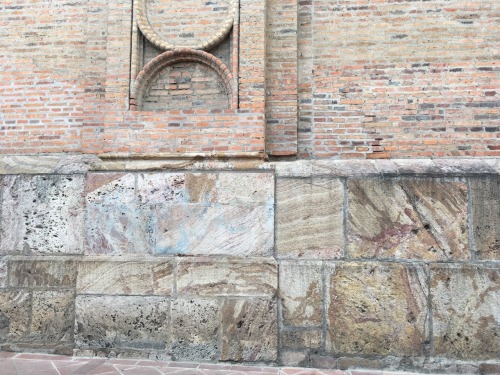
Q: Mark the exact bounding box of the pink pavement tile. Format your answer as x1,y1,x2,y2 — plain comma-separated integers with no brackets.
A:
157,369,208,375
114,364,163,374
165,361,200,369
15,353,71,361
85,363,122,375
349,371,384,375
107,358,141,365
0,352,17,359
198,363,234,371
136,360,172,367
0,359,18,375
280,369,343,375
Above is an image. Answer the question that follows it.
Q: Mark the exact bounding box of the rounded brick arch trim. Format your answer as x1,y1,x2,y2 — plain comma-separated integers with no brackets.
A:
136,0,238,51
130,49,236,110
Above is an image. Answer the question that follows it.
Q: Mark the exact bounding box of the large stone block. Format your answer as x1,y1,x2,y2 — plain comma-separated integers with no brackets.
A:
276,178,344,259
0,291,31,341
0,257,7,288
75,295,170,351
220,298,278,362
280,328,322,350
152,203,273,256
9,257,78,288
431,264,500,360
85,173,136,205
347,178,469,260
30,291,74,342
0,175,85,254
279,260,322,327
177,258,277,297
77,257,174,295
470,177,500,260
326,262,429,357
170,298,220,361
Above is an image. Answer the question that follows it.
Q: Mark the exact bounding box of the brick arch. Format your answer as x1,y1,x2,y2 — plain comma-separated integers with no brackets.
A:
130,49,236,111
135,0,237,51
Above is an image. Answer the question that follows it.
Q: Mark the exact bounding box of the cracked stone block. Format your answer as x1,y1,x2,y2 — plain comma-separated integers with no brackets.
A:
9,257,78,288
326,262,429,357
347,178,469,260
177,258,277,297
152,203,273,256
75,295,169,351
0,291,31,341
221,298,278,362
77,257,174,295
30,290,74,342
0,257,7,288
170,298,220,361
0,175,85,254
276,178,344,259
279,260,322,327
431,264,500,360
470,177,500,260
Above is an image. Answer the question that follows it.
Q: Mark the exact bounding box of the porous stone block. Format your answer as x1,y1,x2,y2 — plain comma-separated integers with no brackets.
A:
279,260,322,327
0,175,85,254
77,257,174,295
30,291,74,342
470,177,500,260
170,298,220,361
347,179,469,260
75,295,169,351
220,298,278,362
280,328,322,350
326,262,429,357
276,178,344,259
431,264,500,360
9,257,78,288
152,204,273,256
177,258,277,297
0,291,31,341
85,173,136,205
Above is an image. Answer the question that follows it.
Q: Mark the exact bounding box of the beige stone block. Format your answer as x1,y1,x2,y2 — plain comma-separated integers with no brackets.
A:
276,178,344,259
31,290,74,342
177,257,277,297
348,179,469,260
9,257,78,288
279,260,322,327
0,291,31,341
221,298,278,362
326,262,429,356
470,177,500,260
77,257,174,295
431,264,500,360
280,328,322,350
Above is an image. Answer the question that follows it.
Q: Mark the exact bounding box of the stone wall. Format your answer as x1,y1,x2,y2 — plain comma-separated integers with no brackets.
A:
0,159,498,373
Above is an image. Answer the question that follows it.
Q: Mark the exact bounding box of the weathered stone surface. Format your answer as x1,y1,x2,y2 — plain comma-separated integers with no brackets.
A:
326,262,429,356
85,173,136,205
9,257,78,288
279,261,322,327
85,203,153,255
431,264,500,360
0,175,85,254
31,291,74,342
75,296,169,351
276,178,344,259
0,257,7,288
347,179,469,260
170,298,220,361
0,291,31,341
280,328,322,349
152,204,273,256
220,298,278,362
470,177,500,260
77,257,173,295
177,258,277,297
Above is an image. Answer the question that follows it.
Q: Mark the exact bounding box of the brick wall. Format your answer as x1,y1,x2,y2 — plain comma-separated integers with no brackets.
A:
1,0,499,158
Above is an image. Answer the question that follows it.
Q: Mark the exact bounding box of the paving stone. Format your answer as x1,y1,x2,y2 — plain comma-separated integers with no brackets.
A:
9,256,78,288
152,203,273,256
279,261,322,327
77,257,173,295
0,290,31,341
221,298,278,362
0,175,85,254
470,177,500,260
0,257,7,288
170,298,220,361
75,295,169,351
276,178,344,259
280,328,322,350
431,264,500,360
325,262,429,357
30,291,75,342
85,202,153,255
177,258,277,297
347,178,469,260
